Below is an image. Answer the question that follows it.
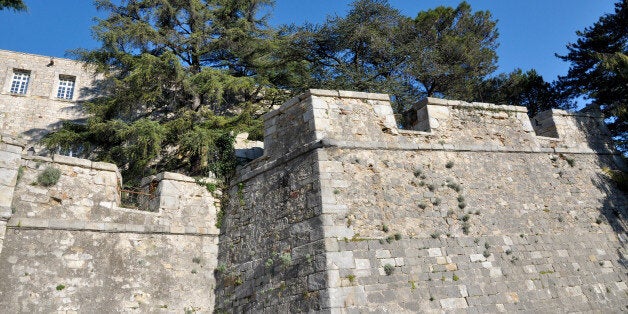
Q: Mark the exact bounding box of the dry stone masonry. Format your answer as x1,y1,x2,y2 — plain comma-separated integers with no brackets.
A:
217,89,627,312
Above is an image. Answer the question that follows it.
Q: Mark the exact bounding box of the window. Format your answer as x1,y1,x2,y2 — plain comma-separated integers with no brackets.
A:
10,70,30,94
57,75,75,100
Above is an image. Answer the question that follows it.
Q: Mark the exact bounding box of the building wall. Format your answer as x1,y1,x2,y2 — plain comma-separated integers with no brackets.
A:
219,90,627,312
0,50,97,144
0,138,219,312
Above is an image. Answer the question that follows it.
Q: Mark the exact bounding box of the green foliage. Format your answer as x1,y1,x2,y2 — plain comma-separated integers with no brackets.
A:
44,0,290,185
557,1,628,152
0,0,26,11
16,166,24,182
602,167,628,192
55,284,65,291
37,167,61,187
406,1,498,100
383,264,394,275
265,258,274,268
475,69,573,117
279,253,292,267
290,0,499,111
216,263,227,273
215,209,224,229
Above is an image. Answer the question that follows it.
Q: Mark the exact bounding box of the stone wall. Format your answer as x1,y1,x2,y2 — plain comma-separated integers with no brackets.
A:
0,137,219,312
0,50,97,144
215,94,329,312
219,89,627,312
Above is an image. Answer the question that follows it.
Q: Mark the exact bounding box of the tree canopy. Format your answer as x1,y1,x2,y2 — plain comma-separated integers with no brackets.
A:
44,0,291,184
290,0,500,111
0,0,26,11
557,0,627,151
44,0,609,185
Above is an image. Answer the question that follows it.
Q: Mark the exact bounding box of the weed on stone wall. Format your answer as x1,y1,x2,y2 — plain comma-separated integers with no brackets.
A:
37,166,61,187
602,167,628,191
215,209,224,228
16,166,24,182
383,264,394,275
381,224,389,233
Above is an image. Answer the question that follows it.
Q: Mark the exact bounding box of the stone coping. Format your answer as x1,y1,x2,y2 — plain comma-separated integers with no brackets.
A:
233,137,619,187
0,48,84,64
140,171,199,186
262,89,391,121
0,134,25,147
419,97,528,113
6,217,218,236
22,154,120,173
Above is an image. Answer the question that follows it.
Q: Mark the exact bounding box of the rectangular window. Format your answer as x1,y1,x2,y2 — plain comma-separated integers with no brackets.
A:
57,75,75,100
10,70,30,94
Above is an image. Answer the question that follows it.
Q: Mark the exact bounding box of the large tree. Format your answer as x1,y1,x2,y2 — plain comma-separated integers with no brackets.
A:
557,0,627,151
289,0,411,96
405,2,498,100
474,69,573,117
291,0,500,111
44,0,290,184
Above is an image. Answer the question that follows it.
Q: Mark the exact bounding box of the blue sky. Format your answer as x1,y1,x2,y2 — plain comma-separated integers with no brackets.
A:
0,1,617,83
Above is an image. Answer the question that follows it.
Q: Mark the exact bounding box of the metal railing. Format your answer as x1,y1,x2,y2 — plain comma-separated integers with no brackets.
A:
119,180,158,211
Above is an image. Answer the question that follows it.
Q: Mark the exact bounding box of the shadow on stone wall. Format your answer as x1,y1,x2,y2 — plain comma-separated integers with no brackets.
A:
573,114,628,267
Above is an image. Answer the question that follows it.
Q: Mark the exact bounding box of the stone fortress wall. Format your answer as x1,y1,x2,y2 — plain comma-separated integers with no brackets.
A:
0,135,219,312
216,90,627,312
0,48,626,313
0,49,96,145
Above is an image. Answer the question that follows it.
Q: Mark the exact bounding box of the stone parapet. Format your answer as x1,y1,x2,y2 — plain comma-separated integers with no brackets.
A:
222,89,627,312
260,90,619,162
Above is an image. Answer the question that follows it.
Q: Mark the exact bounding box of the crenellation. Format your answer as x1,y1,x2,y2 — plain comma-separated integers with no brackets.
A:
219,89,627,312
0,46,626,312
0,133,219,312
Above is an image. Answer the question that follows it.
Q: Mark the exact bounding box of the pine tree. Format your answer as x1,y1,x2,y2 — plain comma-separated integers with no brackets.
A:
44,0,288,184
557,0,627,151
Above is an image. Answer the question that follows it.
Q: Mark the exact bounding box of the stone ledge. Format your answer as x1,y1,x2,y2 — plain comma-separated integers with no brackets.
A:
6,217,219,236
419,97,528,113
0,134,25,147
262,89,391,121
320,138,619,155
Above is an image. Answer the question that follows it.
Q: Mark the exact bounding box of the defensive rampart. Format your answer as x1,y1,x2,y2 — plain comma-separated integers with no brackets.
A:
0,135,219,312
216,90,627,312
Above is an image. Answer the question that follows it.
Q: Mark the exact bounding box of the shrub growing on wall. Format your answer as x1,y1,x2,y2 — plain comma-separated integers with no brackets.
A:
37,167,61,187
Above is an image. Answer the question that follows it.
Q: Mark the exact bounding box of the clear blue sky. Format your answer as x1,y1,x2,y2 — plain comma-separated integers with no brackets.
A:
0,0,617,83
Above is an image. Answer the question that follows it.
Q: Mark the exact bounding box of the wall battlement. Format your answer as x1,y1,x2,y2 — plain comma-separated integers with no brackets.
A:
260,90,616,161
218,90,627,313
0,135,219,312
